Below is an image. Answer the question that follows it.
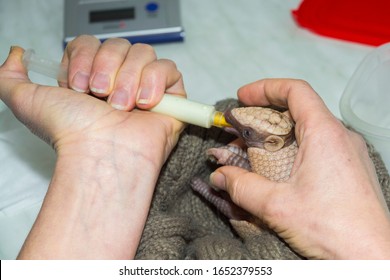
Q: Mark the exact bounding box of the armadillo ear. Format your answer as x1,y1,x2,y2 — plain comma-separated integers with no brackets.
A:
264,135,285,151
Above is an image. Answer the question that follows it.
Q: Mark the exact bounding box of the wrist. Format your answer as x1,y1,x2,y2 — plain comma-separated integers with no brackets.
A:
330,215,390,260
19,140,160,259
344,226,390,259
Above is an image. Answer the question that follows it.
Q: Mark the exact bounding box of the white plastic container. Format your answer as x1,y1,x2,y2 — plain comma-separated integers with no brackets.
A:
340,43,390,171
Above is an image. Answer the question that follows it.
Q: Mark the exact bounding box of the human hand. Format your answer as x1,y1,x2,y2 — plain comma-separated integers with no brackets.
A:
61,35,185,110
210,79,390,259
0,40,184,161
0,39,185,259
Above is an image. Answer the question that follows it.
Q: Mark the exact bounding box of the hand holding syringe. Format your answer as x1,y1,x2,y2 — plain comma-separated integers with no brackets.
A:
22,49,230,128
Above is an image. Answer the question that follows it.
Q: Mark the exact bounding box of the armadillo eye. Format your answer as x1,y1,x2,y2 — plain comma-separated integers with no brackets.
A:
242,128,252,139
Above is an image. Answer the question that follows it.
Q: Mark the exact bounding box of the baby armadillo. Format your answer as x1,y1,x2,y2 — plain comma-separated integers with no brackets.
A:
191,107,298,226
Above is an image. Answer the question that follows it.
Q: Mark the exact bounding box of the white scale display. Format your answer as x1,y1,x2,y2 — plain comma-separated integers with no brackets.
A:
64,0,185,46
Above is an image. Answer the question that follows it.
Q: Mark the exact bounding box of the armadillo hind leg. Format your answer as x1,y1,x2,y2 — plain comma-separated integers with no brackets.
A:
207,144,251,170
248,141,298,182
190,177,252,221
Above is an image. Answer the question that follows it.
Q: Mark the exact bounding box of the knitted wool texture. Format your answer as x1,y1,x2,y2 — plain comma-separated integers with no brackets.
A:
135,99,390,260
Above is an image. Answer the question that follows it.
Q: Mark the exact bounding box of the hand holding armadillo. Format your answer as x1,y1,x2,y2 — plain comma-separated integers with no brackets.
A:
193,78,390,259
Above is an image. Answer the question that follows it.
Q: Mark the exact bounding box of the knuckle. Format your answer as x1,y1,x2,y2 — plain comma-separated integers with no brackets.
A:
76,34,98,41
175,70,183,83
287,79,313,96
67,35,100,51
159,58,178,70
349,129,367,150
294,79,312,89
327,122,354,144
131,43,156,57
261,191,287,225
102,37,130,47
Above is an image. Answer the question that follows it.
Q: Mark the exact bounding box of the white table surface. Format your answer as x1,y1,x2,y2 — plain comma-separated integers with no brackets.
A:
0,0,374,259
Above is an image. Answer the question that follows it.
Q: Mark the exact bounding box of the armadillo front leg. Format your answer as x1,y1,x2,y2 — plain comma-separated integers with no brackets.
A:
207,144,251,171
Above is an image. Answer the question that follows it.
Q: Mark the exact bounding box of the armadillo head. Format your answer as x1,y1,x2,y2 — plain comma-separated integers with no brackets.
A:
224,107,295,151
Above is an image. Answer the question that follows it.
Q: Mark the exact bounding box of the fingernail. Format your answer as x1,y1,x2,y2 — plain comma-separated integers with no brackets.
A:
136,88,152,105
9,46,16,54
210,172,226,190
71,71,90,92
90,72,110,94
110,89,129,110
8,46,24,59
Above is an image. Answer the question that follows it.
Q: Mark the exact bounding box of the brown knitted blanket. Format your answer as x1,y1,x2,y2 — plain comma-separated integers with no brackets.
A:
135,99,390,260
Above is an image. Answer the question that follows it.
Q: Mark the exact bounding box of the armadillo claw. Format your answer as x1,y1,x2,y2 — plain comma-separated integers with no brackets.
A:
207,145,251,171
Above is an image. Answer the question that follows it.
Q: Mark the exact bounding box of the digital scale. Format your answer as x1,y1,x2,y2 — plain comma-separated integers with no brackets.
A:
64,0,185,46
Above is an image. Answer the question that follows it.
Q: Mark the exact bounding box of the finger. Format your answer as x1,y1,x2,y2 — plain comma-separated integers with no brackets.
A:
136,59,185,109
62,35,101,92
107,43,157,110
210,165,281,222
237,78,329,117
88,38,132,97
237,78,339,143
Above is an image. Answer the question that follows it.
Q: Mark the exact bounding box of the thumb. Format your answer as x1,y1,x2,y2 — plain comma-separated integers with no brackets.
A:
210,166,279,220
0,46,33,107
0,46,75,144
0,46,27,73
